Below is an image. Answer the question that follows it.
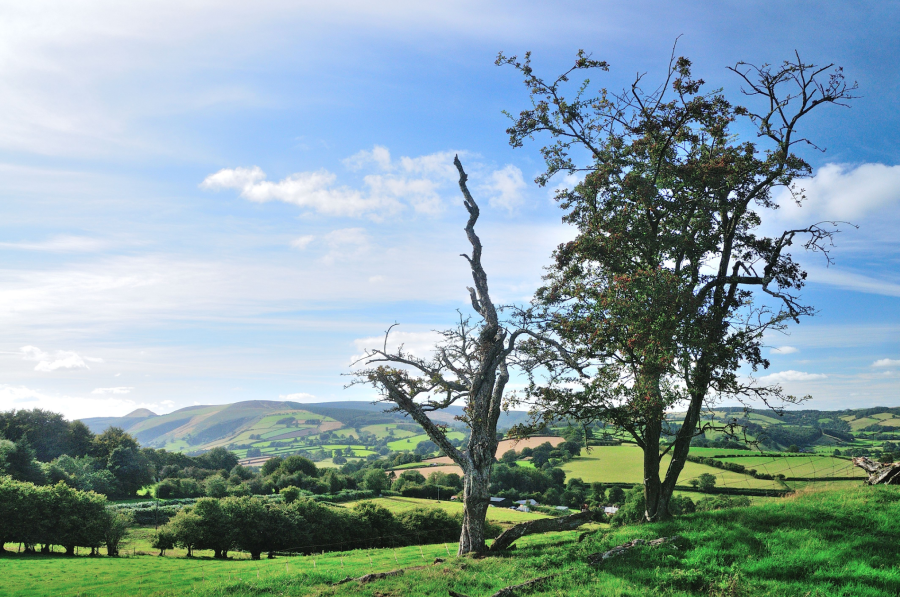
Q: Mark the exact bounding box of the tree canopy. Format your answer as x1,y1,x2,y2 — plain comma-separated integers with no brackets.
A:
500,48,856,520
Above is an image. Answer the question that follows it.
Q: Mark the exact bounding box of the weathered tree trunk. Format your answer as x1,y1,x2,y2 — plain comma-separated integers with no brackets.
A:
489,510,593,552
642,412,670,522
853,457,900,485
251,550,262,560
65,544,75,556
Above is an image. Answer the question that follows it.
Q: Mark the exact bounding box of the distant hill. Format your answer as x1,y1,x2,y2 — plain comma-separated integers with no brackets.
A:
79,399,534,459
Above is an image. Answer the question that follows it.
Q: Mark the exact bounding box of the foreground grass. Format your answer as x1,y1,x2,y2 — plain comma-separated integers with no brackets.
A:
4,485,900,596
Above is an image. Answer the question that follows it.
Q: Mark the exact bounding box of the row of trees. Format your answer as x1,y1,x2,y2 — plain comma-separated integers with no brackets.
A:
0,477,131,556
153,497,468,560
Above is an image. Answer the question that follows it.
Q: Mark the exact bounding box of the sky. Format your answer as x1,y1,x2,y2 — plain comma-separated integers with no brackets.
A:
0,0,898,420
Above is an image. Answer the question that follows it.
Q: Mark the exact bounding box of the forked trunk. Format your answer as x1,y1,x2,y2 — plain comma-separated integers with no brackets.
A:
642,415,672,522
459,464,491,555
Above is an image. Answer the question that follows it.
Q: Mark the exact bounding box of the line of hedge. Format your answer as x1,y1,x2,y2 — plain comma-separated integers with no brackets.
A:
0,476,131,556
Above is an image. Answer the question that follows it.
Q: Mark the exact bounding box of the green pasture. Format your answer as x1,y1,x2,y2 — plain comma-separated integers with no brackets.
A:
361,423,417,438
387,432,464,451
715,455,866,479
343,496,548,524
561,446,783,490
5,485,900,596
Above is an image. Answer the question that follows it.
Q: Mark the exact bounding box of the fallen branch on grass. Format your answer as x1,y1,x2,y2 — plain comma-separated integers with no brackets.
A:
587,535,680,565
853,457,900,485
488,510,595,552
331,565,426,586
449,574,557,597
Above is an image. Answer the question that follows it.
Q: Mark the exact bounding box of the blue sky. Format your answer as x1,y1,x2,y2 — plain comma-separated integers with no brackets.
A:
0,1,898,419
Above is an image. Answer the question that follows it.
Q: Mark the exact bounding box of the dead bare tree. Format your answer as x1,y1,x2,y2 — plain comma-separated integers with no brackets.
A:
350,156,566,555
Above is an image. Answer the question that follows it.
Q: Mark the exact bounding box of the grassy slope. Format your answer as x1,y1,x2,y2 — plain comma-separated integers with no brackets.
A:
5,486,900,596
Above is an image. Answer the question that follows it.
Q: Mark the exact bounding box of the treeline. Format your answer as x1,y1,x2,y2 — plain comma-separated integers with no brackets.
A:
0,477,131,556
152,497,485,560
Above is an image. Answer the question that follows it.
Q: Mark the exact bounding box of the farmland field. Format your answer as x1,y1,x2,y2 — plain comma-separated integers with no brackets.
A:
559,446,783,490
714,455,866,479
387,431,465,451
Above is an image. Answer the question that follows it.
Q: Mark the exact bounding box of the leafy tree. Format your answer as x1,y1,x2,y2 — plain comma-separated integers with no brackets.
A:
363,468,389,492
164,508,202,557
223,496,271,560
261,457,283,476
280,485,301,503
280,455,317,477
193,498,234,558
499,449,518,464
91,427,138,460
500,49,856,521
195,447,239,472
107,446,153,497
697,473,717,492
102,510,133,556
0,438,46,484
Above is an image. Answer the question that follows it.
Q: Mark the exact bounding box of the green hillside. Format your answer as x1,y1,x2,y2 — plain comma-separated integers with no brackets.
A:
5,486,899,596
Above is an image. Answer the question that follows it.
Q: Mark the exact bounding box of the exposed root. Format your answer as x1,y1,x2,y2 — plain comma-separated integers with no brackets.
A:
449,573,557,597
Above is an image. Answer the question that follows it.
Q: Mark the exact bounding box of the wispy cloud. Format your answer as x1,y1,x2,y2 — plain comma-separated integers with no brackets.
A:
480,164,526,212
0,236,109,252
771,346,799,355
202,146,529,219
279,392,318,403
758,370,827,383
776,163,900,221
873,358,900,368
91,387,134,395
20,345,101,372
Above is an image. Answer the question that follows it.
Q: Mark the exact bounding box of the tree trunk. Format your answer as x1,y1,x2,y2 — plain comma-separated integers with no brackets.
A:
853,457,900,484
642,411,672,522
65,544,75,556
459,460,491,555
251,551,261,560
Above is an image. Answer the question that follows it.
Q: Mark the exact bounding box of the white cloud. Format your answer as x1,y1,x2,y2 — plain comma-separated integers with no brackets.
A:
202,147,530,219
91,387,134,395
480,164,526,212
290,235,315,250
20,345,99,372
805,266,900,298
873,358,900,368
776,163,900,221
770,346,799,355
353,330,443,361
0,236,109,252
758,370,827,383
369,275,385,283
279,392,318,403
0,384,162,420
201,166,399,218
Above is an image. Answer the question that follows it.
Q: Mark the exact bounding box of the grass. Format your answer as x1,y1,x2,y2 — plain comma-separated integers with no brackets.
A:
561,446,783,490
714,455,866,479
387,432,464,452
343,496,549,524
5,485,900,596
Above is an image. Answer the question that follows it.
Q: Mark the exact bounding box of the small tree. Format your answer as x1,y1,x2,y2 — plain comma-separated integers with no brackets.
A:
697,473,717,493
351,157,565,555
499,49,856,521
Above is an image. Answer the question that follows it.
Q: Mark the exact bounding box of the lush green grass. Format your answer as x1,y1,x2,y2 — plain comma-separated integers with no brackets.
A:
715,455,866,479
343,496,549,524
562,446,782,490
5,486,900,596
361,424,417,439
387,432,464,451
